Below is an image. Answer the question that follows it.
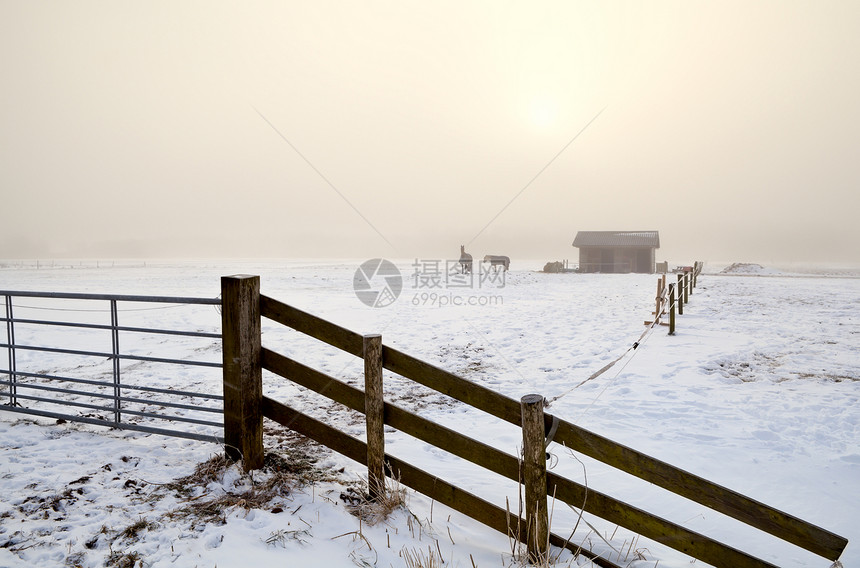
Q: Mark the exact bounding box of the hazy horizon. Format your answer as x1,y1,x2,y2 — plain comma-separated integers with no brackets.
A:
3,2,859,265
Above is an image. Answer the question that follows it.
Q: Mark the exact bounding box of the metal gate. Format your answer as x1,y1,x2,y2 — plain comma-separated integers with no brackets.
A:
1,290,223,442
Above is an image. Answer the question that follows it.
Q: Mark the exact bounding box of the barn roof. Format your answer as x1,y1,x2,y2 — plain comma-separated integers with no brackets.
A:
572,231,660,248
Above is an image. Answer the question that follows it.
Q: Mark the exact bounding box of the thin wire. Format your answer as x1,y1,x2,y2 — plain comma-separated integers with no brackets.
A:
8,303,194,313
467,107,606,248
461,317,530,385
562,279,693,421
546,285,671,408
253,106,397,252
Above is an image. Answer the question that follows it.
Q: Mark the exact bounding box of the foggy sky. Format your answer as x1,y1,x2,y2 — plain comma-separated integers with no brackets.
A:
2,2,859,265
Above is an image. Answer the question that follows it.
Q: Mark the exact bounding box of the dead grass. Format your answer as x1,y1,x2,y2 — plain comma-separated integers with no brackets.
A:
401,544,444,568
118,518,158,541
340,472,409,526
158,429,346,529
159,453,231,498
161,452,297,527
105,550,142,568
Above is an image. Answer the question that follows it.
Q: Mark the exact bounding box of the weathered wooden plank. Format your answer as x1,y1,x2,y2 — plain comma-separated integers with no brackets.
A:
260,396,620,568
548,472,780,568
220,275,263,470
262,396,366,464
382,345,522,424
259,300,848,561
548,417,848,561
669,283,676,334
363,334,385,500
384,455,623,568
262,348,365,411
383,340,845,559
383,404,520,480
684,271,690,302
522,394,549,562
262,347,519,480
261,349,797,567
260,295,363,356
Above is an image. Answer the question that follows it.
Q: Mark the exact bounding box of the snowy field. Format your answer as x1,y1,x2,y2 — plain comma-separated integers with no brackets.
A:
1,259,858,568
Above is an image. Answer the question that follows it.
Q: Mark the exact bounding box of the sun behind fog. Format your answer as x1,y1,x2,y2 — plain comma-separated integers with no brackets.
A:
527,97,558,128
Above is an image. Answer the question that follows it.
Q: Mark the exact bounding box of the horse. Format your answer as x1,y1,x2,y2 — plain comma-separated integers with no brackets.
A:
459,245,473,274
483,254,510,272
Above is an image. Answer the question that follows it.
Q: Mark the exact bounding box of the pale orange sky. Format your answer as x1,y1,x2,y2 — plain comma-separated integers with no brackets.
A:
2,2,859,265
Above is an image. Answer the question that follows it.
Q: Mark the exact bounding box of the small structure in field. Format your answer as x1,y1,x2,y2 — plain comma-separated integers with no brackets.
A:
572,231,660,274
543,261,565,273
542,260,577,273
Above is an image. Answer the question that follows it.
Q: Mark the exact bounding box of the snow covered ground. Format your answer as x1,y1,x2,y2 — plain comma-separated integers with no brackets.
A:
1,259,858,568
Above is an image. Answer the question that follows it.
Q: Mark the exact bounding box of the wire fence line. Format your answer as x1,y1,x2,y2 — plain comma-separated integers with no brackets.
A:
0,289,224,442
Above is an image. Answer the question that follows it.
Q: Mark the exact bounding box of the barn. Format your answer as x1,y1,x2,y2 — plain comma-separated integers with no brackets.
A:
572,231,660,274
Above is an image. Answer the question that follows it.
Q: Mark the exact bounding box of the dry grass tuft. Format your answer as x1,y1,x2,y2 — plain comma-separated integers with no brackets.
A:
401,544,444,568
340,473,409,526
160,453,232,499
157,431,346,530
161,452,296,527
265,528,312,548
118,518,158,541
105,551,142,568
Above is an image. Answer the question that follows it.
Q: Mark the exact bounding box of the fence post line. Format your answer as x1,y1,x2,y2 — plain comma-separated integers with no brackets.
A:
364,333,385,500
221,275,264,471
684,271,690,303
521,394,549,564
668,283,676,335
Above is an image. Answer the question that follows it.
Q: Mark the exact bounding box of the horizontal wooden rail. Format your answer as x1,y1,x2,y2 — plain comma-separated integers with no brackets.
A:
385,344,846,561
262,348,791,568
548,419,847,560
383,345,522,422
547,472,779,568
263,348,519,480
259,294,848,562
260,395,620,568
261,296,363,356
260,298,519,426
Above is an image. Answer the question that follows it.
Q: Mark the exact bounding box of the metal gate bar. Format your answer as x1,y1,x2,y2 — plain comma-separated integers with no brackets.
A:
0,343,222,368
0,289,224,442
2,369,223,400
1,388,222,427
3,295,16,406
0,379,222,415
0,405,222,442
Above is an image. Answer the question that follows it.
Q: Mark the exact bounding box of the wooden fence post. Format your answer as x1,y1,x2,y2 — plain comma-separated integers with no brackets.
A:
364,334,385,500
676,273,684,315
684,271,690,303
668,283,676,335
521,394,549,564
221,275,264,471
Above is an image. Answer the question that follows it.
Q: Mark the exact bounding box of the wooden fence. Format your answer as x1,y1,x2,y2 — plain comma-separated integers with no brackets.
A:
645,261,704,334
221,275,846,567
